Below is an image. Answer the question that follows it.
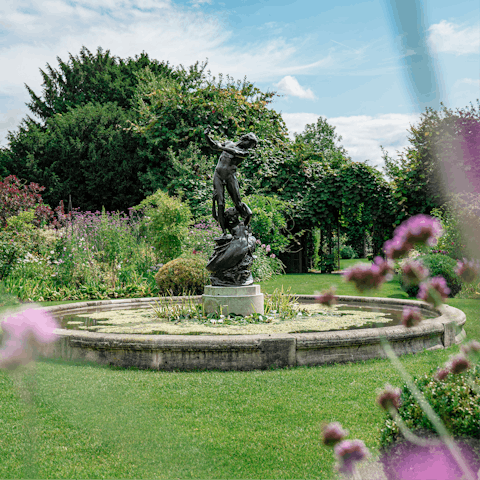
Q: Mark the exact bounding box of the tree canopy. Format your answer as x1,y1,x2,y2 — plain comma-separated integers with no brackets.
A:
383,101,480,225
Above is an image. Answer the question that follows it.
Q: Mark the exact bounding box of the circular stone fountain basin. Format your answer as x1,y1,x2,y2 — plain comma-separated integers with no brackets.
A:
38,295,466,371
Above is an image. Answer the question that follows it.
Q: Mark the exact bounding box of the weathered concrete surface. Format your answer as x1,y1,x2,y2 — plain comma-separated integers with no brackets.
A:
203,284,264,316
39,296,466,371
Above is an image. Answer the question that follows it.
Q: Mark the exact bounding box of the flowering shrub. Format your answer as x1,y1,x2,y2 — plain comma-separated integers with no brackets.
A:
0,175,68,228
182,219,222,260
251,241,284,282
399,254,463,298
380,364,480,447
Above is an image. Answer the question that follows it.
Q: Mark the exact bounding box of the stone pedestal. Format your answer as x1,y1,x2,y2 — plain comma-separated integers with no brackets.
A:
203,285,264,316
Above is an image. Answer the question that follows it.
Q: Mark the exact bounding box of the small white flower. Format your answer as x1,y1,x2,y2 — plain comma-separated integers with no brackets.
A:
50,250,54,254
210,319,217,324
218,319,224,323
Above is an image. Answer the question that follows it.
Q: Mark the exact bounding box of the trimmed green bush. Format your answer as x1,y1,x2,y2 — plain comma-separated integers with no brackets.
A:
340,245,356,259
155,255,209,295
380,365,480,447
400,253,463,298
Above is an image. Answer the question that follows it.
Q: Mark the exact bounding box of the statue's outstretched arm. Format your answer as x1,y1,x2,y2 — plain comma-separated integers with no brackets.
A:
204,128,221,151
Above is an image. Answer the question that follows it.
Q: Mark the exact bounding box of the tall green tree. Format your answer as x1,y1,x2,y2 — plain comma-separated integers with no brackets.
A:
383,101,480,225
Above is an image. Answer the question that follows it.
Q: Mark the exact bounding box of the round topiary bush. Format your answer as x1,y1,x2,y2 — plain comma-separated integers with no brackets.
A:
400,253,463,298
155,255,209,295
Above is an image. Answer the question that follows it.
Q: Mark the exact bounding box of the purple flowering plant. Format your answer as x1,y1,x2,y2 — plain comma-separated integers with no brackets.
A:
318,214,480,479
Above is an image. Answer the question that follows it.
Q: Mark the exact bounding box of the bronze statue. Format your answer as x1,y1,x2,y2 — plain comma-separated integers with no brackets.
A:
204,126,257,237
204,128,258,286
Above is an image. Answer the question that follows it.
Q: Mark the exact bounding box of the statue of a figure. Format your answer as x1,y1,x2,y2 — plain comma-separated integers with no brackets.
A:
204,126,258,237
204,127,259,286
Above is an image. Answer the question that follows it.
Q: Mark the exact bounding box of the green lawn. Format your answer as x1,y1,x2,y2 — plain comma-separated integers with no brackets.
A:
261,272,409,298
0,274,478,479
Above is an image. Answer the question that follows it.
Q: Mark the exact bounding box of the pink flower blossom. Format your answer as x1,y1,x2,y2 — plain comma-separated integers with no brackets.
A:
371,256,394,280
396,214,443,247
334,439,370,474
322,422,348,447
376,384,402,411
417,277,450,307
0,309,59,370
256,239,261,245
455,259,480,283
447,354,471,375
315,287,337,307
384,215,442,259
265,245,271,253
261,244,266,249
383,236,414,260
270,253,276,259
401,307,423,328
343,263,387,292
434,367,450,381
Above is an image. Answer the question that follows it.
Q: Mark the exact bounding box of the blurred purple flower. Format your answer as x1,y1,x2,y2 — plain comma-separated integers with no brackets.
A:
384,215,442,259
448,354,471,375
455,259,480,284
377,384,402,411
343,263,387,292
384,236,413,260
0,309,59,370
417,277,450,307
270,254,276,259
322,422,348,447
315,287,337,307
401,260,429,286
372,256,394,280
434,367,450,381
266,245,271,253
380,438,479,480
401,306,423,328
334,439,369,474
396,214,443,247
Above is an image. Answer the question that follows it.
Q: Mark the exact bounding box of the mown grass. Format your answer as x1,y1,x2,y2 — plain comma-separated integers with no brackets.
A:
261,272,409,298
0,274,478,479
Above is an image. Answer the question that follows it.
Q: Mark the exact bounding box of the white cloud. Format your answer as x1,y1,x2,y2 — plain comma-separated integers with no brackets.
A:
274,76,316,99
0,109,26,146
190,0,212,6
282,112,420,167
460,78,480,88
0,0,336,105
428,20,480,55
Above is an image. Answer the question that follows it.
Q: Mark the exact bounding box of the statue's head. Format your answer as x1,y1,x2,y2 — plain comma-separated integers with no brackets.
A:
238,132,258,150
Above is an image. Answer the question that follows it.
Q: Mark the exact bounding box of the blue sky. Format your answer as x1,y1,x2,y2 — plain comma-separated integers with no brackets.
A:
0,0,478,168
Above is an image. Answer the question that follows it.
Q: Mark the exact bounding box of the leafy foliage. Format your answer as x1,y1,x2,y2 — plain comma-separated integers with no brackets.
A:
400,253,463,298
243,194,291,254
380,365,480,447
383,101,480,226
133,189,192,263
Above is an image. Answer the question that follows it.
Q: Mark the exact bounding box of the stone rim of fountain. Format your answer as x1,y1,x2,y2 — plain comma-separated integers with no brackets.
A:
37,295,466,371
